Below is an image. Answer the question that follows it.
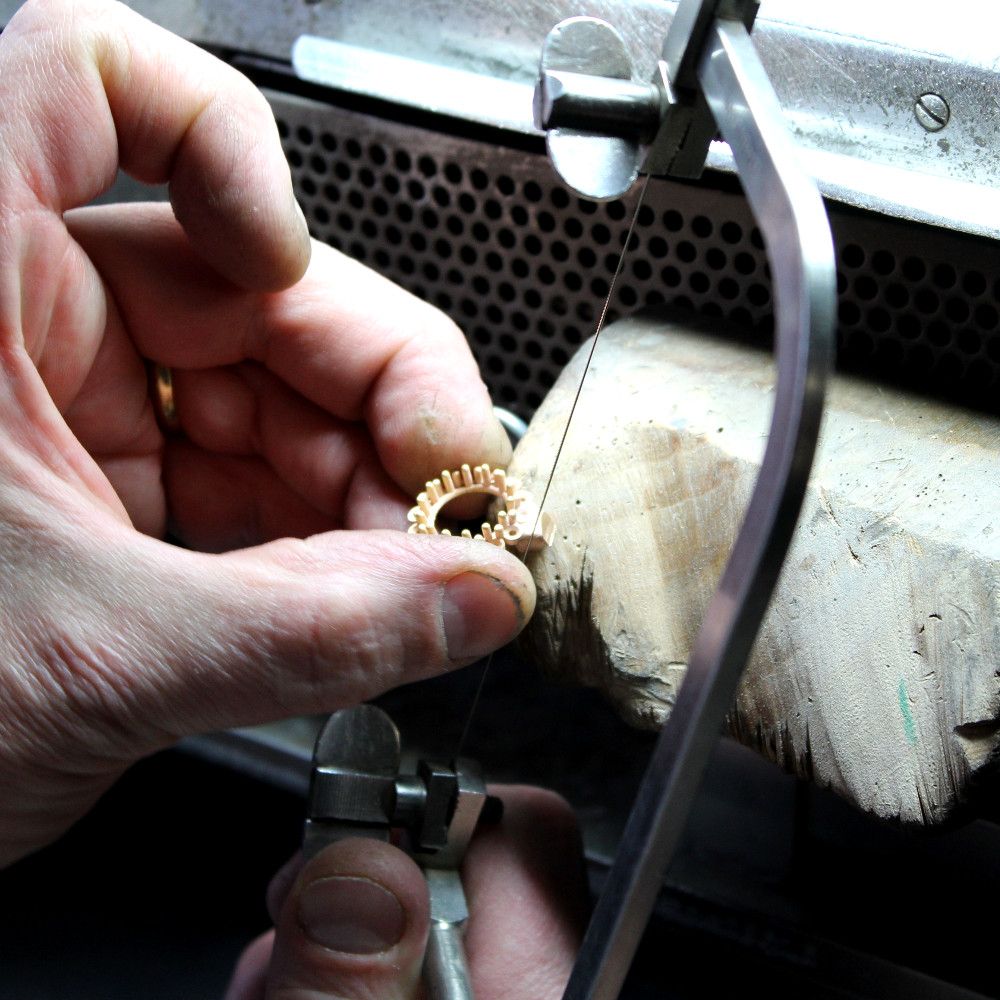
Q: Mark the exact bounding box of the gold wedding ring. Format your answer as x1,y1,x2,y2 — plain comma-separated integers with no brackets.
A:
149,362,181,433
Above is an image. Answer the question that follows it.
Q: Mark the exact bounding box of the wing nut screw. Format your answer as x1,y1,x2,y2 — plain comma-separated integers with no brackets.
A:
407,463,555,553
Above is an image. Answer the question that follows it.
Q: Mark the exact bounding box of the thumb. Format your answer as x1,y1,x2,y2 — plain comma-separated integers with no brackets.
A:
136,527,535,736
0,503,533,864
264,839,430,1000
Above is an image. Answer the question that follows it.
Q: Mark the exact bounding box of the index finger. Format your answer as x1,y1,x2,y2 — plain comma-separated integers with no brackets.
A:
0,0,310,290
68,206,512,494
256,241,514,492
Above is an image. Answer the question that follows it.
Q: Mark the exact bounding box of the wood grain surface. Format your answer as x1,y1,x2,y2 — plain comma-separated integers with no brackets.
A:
512,313,1000,826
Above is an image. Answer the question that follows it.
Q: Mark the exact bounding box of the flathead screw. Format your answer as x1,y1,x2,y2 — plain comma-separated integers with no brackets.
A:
914,92,950,132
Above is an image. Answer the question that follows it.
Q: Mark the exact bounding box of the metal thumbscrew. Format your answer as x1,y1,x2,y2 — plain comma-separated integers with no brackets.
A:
914,92,950,132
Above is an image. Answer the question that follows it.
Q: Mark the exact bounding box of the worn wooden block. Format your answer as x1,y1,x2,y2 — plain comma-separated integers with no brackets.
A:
512,313,1000,826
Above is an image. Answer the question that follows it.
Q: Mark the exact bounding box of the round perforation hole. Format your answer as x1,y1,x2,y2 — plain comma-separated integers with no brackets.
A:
277,101,1000,416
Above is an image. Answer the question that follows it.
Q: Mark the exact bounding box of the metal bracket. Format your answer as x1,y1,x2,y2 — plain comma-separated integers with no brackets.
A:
534,3,836,999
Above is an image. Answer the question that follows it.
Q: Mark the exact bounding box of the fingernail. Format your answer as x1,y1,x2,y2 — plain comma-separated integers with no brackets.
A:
298,876,406,954
443,571,524,661
287,183,306,222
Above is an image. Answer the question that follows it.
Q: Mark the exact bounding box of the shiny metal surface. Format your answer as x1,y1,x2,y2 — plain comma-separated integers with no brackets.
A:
535,16,646,201
533,2,761,196
27,0,996,236
425,869,471,927
562,14,835,999
425,918,476,1000
424,870,476,1000
303,704,401,855
535,71,661,137
703,8,1000,238
292,35,535,135
418,761,488,869
659,0,758,96
493,407,528,446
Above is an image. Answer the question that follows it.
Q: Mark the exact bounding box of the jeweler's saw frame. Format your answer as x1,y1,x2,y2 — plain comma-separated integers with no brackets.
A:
530,2,835,996
308,6,835,997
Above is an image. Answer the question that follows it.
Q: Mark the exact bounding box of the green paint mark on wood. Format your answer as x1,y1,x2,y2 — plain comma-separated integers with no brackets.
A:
899,677,917,745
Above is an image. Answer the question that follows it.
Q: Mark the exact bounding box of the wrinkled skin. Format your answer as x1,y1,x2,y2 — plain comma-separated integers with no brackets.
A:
0,1,586,996
0,0,536,864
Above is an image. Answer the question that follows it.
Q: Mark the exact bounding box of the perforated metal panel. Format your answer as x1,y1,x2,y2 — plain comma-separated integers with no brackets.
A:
833,226,1000,397
272,90,1000,420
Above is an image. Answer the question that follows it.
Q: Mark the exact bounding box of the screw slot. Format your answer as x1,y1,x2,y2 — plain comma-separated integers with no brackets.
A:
914,92,950,132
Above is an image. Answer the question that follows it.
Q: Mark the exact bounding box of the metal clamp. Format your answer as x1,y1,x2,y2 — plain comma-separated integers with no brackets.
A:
533,0,759,200
305,705,502,1000
534,2,836,998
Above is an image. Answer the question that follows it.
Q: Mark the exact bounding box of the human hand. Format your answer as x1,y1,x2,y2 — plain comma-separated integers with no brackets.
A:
225,786,589,1000
0,0,533,865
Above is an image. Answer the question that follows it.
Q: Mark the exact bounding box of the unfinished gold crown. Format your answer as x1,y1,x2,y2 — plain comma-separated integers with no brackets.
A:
406,463,555,553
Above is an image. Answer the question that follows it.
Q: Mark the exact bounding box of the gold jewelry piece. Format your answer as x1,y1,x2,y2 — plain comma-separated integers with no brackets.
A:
407,463,555,553
148,362,181,433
